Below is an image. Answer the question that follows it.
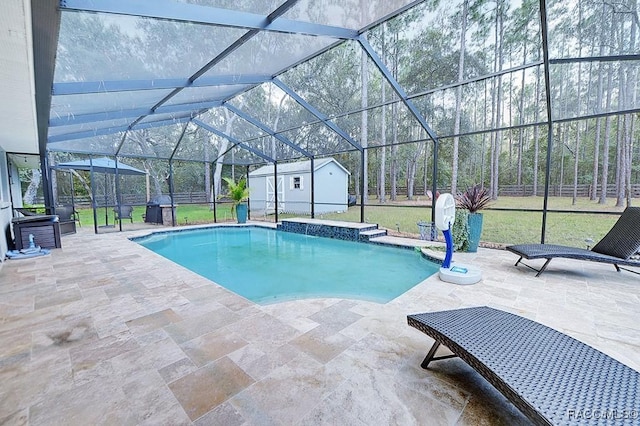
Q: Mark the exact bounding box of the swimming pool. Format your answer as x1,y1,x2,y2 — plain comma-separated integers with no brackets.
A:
135,226,438,304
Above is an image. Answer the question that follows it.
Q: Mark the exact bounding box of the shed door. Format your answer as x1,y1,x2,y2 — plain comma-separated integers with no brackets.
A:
266,176,285,212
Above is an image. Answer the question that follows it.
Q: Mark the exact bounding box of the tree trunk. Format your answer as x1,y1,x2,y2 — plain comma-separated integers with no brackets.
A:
213,109,237,197
559,125,565,196
489,1,504,200
572,5,583,206
533,64,541,196
626,114,635,207
517,44,527,187
406,144,422,200
451,0,468,196
379,29,387,204
599,69,613,204
591,3,608,200
361,48,369,203
615,114,624,207
390,120,398,200
23,169,42,205
204,132,211,204
623,3,636,207
126,130,167,197
599,18,617,204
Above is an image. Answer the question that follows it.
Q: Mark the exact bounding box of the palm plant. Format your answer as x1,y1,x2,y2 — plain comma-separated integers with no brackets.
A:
456,184,491,213
222,177,249,218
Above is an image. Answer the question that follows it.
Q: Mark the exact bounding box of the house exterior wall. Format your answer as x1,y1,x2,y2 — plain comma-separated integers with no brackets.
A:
0,151,13,261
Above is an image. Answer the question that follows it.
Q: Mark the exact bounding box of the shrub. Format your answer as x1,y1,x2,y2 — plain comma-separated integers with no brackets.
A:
452,209,470,251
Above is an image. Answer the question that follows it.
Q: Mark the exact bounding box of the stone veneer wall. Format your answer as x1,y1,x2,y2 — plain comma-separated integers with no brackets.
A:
278,221,378,241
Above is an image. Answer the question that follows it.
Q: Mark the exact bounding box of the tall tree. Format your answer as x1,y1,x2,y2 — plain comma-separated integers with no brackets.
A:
213,109,237,197
490,0,507,200
361,47,369,203
599,12,617,204
451,0,469,196
591,2,608,200
572,1,584,206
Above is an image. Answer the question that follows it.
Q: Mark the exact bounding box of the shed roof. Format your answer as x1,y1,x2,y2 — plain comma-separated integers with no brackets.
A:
249,157,350,177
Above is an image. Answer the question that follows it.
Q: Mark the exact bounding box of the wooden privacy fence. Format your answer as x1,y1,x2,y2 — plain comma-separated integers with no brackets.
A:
52,185,640,207
364,184,639,198
498,184,640,198
119,192,210,205
56,192,210,207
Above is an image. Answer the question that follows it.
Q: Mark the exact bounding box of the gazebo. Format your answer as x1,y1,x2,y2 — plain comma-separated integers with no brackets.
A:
55,157,147,233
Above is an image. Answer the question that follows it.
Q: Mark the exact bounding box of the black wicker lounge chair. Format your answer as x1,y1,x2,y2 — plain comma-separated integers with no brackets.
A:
506,206,640,277
408,306,640,426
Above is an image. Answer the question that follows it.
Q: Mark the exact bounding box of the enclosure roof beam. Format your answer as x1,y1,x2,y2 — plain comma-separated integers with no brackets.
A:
549,54,640,64
50,100,222,128
114,130,129,156
52,75,272,96
170,121,192,161
125,0,301,130
272,78,362,151
59,0,358,39
192,118,274,163
408,61,543,100
224,103,313,158
48,116,192,143
356,35,438,144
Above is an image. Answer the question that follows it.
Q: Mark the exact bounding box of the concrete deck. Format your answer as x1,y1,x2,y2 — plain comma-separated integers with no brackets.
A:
1,222,638,425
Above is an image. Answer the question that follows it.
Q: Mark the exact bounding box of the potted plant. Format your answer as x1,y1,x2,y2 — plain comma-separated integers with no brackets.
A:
223,177,249,223
456,184,491,252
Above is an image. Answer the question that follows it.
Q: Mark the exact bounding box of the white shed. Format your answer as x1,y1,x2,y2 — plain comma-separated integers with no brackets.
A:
248,157,350,215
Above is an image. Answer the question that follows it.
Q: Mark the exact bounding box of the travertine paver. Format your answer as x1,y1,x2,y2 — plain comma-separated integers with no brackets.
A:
0,222,638,425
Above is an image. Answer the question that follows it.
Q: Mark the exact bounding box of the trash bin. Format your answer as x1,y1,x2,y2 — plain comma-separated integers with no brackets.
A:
417,221,437,241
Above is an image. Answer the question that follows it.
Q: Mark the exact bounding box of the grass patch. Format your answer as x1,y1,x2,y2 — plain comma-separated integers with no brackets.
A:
66,196,627,247
318,197,624,247
75,203,234,226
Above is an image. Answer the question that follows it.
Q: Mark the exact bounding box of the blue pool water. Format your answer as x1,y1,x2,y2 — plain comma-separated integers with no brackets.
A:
135,226,438,304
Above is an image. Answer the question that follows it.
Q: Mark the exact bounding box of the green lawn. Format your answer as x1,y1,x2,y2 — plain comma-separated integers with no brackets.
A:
69,196,627,247
318,196,625,247
75,203,235,226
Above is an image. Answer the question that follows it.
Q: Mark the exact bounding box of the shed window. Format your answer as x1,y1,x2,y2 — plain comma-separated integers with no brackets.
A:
290,176,303,190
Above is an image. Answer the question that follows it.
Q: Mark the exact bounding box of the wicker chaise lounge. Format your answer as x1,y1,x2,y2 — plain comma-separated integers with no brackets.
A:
407,307,640,426
506,206,640,277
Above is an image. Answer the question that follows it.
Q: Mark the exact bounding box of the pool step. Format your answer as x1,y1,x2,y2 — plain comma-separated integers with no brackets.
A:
359,228,388,241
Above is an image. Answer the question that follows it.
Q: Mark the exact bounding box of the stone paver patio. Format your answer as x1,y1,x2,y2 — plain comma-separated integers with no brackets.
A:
1,223,638,425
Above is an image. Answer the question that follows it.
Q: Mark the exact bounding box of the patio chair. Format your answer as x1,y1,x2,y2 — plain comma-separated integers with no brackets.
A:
114,205,134,223
506,206,640,277
55,205,80,235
